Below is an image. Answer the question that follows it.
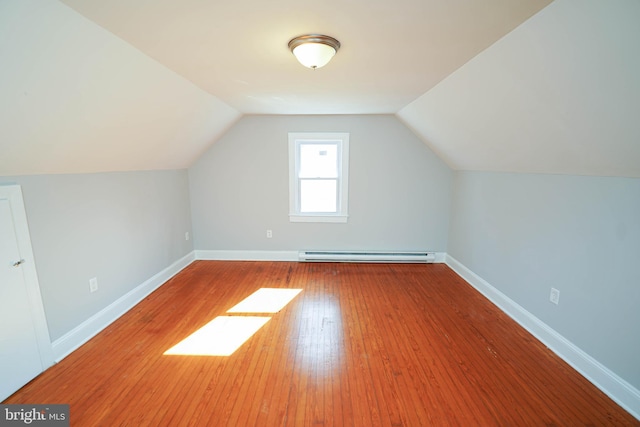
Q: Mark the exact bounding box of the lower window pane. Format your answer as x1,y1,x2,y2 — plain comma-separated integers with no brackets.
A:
300,180,337,213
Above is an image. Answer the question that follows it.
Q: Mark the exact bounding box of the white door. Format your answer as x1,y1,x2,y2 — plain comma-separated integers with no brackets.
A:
0,185,52,401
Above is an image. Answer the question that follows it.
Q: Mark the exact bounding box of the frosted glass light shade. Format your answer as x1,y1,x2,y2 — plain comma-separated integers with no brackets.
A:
288,34,341,69
292,43,336,69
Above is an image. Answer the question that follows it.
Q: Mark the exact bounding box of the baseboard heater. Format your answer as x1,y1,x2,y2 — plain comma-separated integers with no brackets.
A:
298,251,436,263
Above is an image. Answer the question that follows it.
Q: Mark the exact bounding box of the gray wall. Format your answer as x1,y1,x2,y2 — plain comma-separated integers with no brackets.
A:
448,171,640,389
0,170,193,341
189,115,452,252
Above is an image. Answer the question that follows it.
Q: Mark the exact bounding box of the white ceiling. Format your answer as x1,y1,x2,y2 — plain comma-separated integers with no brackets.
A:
58,0,551,115
0,0,240,175
398,0,640,177
2,0,639,178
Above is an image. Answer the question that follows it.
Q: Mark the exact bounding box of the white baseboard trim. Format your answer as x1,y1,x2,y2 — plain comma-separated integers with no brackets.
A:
196,250,447,263
195,250,299,261
445,254,640,421
51,251,196,362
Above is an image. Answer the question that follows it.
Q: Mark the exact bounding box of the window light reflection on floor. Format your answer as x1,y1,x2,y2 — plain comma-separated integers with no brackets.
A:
164,288,303,357
164,316,270,356
227,288,303,313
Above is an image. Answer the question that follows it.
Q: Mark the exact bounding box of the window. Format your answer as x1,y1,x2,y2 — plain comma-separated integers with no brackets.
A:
288,132,349,223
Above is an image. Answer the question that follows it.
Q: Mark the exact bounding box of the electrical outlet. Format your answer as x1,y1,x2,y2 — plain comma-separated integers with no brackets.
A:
266,229,273,238
185,232,190,241
550,288,560,305
90,277,98,293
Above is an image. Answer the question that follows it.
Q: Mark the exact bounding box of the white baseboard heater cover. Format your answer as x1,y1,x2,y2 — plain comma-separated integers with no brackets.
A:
298,251,436,263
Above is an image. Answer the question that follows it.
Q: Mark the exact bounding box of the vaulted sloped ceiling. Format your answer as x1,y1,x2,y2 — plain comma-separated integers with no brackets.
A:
0,0,240,175
2,0,639,178
398,0,640,178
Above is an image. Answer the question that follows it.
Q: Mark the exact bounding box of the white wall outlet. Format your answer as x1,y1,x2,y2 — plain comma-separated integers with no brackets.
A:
90,277,98,293
266,229,273,238
185,232,190,241
550,288,560,305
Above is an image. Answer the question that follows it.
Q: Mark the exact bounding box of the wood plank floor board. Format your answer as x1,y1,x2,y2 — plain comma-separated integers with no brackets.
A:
4,261,638,426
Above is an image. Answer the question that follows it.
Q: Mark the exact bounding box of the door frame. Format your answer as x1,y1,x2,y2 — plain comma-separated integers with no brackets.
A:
1,184,54,370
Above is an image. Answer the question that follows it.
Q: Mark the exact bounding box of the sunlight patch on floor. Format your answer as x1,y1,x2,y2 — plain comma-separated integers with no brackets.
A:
164,288,303,357
227,288,303,313
164,316,271,356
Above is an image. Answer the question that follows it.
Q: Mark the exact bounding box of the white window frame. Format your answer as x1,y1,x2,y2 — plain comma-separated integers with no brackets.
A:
288,132,349,223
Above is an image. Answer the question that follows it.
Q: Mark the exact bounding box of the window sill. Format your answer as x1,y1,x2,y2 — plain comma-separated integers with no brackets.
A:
289,214,348,223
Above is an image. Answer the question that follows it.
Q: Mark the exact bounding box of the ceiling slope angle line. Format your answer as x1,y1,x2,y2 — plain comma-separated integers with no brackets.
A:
397,0,640,178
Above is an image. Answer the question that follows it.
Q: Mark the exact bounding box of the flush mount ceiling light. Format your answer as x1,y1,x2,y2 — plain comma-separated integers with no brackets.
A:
288,34,341,69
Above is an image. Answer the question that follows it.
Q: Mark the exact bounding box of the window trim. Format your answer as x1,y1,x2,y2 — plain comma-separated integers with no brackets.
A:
288,132,350,223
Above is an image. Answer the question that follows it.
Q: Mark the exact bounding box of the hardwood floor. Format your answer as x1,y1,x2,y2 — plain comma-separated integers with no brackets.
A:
5,261,638,426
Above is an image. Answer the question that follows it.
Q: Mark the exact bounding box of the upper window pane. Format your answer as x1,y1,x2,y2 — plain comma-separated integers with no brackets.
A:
299,143,338,178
